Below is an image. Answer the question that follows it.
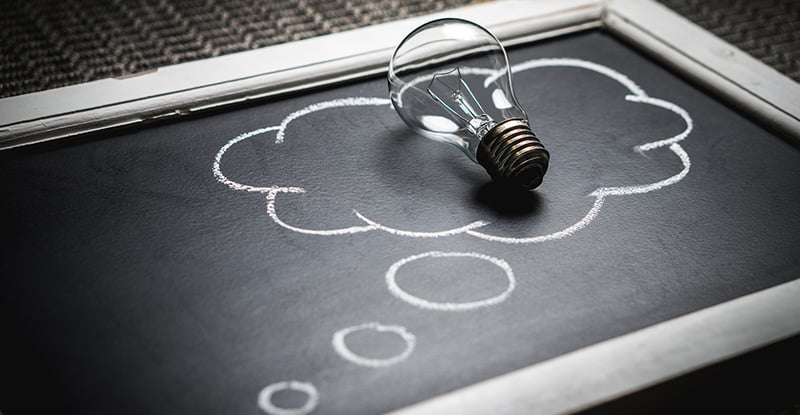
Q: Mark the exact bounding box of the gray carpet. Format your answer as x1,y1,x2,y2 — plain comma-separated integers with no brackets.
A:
0,0,483,98
662,0,800,81
1,0,799,99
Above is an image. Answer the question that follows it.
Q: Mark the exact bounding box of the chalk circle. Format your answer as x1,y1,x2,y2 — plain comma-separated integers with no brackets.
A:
386,251,516,311
257,381,318,415
332,322,416,368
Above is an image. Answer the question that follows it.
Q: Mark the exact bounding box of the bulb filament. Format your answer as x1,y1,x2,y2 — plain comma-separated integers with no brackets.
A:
427,68,495,137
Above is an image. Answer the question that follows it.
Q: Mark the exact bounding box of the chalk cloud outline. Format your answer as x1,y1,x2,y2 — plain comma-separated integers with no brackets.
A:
213,58,692,244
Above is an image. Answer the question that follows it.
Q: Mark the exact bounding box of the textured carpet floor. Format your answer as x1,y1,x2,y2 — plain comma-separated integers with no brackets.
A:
0,0,484,98
1,0,799,98
662,0,800,81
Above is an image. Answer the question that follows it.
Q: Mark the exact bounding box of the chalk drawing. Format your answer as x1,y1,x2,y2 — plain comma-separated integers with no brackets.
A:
257,381,318,415
332,322,416,367
275,97,392,144
353,211,488,238
386,252,516,311
213,59,693,243
217,58,696,414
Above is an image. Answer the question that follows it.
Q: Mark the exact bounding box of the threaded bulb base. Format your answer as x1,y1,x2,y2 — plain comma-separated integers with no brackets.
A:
476,118,549,190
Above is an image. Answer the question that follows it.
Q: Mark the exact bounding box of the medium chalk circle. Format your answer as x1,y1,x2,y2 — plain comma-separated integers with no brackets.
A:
332,322,416,367
257,381,318,415
386,251,516,311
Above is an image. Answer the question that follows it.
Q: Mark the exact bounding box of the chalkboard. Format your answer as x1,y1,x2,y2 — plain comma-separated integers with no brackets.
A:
2,30,799,415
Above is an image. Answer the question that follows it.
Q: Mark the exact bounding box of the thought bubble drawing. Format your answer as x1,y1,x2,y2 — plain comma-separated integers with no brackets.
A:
213,58,692,244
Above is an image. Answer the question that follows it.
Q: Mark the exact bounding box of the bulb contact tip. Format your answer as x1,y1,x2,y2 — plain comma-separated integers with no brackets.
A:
476,118,549,190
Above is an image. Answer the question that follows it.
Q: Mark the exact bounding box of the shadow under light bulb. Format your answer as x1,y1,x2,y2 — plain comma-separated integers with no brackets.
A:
388,18,549,189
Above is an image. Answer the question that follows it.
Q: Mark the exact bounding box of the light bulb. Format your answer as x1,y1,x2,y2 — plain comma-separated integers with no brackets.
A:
388,18,549,189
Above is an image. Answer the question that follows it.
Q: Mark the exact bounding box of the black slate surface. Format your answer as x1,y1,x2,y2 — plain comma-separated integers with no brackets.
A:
2,31,800,415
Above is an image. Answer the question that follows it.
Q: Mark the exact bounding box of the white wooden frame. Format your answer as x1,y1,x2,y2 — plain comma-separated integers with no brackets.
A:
0,0,602,149
394,279,800,415
2,0,799,413
3,0,796,150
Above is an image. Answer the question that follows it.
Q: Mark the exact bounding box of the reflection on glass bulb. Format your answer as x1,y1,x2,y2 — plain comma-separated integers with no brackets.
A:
388,18,549,189
427,67,495,137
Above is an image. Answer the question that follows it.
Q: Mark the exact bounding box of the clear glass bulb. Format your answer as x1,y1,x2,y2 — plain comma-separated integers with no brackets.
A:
388,18,549,189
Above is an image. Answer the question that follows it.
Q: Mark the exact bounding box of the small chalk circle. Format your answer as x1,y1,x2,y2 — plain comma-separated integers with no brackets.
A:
332,322,416,367
257,381,318,415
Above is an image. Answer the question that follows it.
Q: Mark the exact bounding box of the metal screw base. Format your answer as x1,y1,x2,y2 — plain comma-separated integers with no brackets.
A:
476,118,550,190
